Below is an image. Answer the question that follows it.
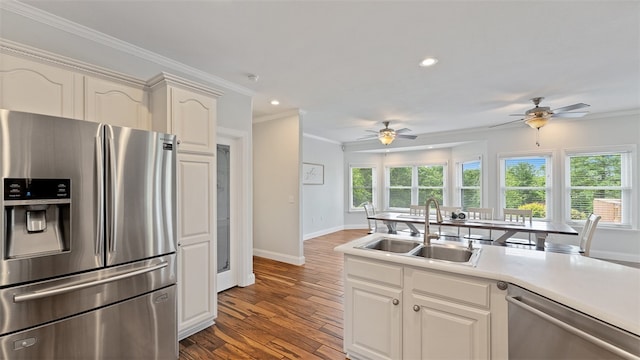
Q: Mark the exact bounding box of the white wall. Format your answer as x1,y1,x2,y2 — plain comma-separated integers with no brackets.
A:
253,112,303,265
343,114,640,262
301,134,344,239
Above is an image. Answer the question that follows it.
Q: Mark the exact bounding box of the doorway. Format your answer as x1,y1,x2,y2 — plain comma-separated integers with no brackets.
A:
216,143,234,291
216,128,254,292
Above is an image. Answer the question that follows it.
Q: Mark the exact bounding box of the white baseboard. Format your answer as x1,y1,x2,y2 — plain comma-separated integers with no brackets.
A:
253,248,305,265
303,225,346,240
343,224,370,230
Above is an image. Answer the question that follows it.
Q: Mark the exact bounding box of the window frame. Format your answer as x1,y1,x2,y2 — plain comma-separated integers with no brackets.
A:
498,152,553,221
349,164,377,212
563,145,635,228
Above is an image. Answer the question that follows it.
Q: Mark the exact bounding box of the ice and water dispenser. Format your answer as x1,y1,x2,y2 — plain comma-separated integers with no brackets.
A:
3,178,71,258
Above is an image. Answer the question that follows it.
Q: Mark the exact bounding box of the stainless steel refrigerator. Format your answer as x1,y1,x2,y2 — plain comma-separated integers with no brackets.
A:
0,109,177,359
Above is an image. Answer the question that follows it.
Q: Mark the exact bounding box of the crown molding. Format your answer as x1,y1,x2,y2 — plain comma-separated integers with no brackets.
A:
253,109,303,124
0,38,148,87
1,1,254,96
147,72,224,98
303,133,342,145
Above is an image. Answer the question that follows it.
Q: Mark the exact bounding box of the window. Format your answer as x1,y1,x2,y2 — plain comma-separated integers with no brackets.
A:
459,160,481,210
388,166,412,208
386,164,446,209
418,165,445,204
500,155,551,219
566,148,632,226
350,166,376,211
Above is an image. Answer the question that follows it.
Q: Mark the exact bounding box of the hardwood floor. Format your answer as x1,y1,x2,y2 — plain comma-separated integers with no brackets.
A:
179,229,367,359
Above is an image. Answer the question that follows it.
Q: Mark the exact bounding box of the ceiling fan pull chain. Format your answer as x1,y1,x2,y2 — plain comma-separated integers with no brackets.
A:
536,128,541,147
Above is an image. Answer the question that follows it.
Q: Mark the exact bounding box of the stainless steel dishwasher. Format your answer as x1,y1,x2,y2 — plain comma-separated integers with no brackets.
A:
507,284,640,360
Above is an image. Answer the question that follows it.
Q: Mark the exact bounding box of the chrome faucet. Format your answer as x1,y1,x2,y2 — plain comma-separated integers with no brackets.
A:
424,197,443,246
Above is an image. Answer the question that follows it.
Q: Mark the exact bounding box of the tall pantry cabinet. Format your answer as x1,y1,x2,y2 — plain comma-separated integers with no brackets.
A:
149,73,223,340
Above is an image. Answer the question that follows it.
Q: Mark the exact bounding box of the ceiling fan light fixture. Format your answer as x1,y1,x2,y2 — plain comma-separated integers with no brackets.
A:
525,116,548,129
378,129,396,145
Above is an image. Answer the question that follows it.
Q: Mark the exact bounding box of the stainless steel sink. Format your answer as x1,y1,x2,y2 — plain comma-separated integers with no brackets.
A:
409,244,481,265
358,238,422,253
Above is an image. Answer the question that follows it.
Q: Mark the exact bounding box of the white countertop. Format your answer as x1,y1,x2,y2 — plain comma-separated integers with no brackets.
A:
335,233,640,336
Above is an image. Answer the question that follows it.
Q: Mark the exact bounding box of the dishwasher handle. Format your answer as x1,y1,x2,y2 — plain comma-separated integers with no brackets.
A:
506,295,640,360
13,262,168,303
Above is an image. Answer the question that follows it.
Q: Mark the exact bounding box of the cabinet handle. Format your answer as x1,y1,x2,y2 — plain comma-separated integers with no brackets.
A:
392,299,399,305
413,305,420,312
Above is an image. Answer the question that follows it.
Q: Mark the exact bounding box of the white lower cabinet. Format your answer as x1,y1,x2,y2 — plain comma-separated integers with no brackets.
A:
345,257,403,360
403,267,492,359
344,255,507,360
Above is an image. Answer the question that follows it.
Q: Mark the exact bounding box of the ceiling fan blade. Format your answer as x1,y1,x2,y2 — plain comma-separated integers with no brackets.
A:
509,113,526,116
357,134,378,140
365,130,379,134
552,103,590,113
551,112,589,118
396,134,417,140
395,128,411,133
489,118,524,128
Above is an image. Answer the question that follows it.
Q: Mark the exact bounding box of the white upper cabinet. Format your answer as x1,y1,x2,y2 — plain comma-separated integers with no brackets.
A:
0,52,80,119
84,75,149,130
149,73,223,155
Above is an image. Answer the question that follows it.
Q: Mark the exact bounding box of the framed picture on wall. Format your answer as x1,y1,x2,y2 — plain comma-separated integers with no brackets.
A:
303,163,324,185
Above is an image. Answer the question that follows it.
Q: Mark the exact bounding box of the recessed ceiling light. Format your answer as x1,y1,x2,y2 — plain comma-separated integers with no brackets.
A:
270,100,280,105
419,57,438,67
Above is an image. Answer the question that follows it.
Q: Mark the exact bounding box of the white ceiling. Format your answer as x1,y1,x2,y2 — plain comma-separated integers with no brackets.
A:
16,1,640,144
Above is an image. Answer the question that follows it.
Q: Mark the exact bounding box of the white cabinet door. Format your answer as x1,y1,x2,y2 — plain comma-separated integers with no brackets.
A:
345,279,403,360
170,86,216,154
403,268,492,360
176,154,216,340
84,76,149,129
0,53,79,118
404,292,490,360
344,256,403,360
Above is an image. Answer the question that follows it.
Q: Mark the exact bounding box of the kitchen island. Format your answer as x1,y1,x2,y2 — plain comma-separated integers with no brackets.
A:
335,233,640,360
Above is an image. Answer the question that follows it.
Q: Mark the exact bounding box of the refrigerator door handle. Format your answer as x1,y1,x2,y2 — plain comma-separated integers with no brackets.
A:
106,132,117,255
95,135,104,256
13,261,169,303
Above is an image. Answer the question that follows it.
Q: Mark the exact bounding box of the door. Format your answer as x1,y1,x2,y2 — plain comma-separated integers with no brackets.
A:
0,110,103,286
105,124,176,266
217,141,235,291
0,286,176,360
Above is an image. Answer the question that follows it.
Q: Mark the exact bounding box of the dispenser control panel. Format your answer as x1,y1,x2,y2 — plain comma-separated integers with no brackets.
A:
4,178,71,200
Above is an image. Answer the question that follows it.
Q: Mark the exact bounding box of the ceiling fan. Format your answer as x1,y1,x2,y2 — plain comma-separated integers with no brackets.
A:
360,121,418,145
492,97,590,146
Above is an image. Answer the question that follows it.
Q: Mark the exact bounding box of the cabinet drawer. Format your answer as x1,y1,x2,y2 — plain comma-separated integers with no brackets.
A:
408,268,490,308
346,256,402,288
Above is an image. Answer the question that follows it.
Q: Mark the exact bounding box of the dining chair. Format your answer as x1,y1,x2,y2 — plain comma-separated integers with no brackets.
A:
545,213,601,257
465,207,494,241
361,202,378,234
409,204,426,216
438,206,462,238
503,208,533,245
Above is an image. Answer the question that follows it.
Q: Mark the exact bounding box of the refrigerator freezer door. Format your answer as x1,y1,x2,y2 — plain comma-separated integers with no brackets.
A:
0,285,177,360
0,254,176,336
0,110,104,286
105,124,176,266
